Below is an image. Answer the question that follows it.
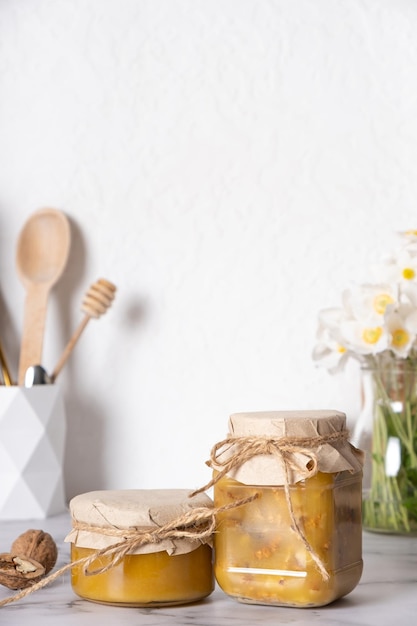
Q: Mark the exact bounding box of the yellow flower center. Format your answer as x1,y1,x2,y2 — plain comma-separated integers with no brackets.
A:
337,345,346,354
362,327,383,345
391,328,409,348
405,230,417,236
402,267,415,280
373,293,394,315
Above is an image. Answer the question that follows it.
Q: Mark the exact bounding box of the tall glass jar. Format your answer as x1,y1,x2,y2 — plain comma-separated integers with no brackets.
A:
211,410,364,607
353,357,417,535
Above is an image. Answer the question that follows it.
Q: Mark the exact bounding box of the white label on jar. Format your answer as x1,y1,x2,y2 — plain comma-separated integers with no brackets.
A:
227,567,307,578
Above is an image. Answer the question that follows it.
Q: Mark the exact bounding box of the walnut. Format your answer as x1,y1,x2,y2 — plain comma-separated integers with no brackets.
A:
11,529,57,575
0,553,45,590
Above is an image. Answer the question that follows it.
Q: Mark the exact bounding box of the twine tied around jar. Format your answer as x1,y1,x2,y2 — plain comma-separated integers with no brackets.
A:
191,429,351,581
0,495,256,608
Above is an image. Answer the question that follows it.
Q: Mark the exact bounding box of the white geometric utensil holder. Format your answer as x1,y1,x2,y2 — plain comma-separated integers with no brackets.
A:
0,385,67,519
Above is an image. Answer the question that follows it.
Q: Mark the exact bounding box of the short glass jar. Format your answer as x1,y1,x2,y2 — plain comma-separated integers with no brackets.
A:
211,410,364,607
65,489,214,607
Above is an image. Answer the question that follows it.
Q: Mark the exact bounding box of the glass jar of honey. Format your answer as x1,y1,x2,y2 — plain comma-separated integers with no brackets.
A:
210,410,364,607
66,489,214,607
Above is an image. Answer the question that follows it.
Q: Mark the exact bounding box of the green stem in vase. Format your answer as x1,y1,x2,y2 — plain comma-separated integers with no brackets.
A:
367,401,409,532
363,358,417,534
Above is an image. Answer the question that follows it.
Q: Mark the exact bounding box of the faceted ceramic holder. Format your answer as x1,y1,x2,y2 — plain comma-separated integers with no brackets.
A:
0,385,67,519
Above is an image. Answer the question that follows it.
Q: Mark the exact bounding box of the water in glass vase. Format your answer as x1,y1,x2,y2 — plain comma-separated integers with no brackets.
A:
354,356,417,535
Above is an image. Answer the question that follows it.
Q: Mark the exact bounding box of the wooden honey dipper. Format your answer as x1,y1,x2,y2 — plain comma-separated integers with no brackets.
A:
50,278,116,382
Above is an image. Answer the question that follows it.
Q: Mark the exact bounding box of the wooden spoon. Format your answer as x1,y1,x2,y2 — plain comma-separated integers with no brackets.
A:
50,278,116,382
16,208,71,385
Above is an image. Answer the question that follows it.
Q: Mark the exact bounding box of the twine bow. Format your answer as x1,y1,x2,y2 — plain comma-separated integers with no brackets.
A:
192,430,350,581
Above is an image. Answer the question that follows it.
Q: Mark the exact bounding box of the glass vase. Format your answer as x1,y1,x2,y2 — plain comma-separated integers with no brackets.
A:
353,357,417,534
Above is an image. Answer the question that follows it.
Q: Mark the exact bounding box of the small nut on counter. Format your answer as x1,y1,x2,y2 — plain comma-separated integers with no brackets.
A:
11,529,58,575
0,529,58,590
0,553,45,590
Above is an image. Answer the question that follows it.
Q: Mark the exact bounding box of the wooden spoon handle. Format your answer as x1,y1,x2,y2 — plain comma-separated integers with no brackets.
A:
18,284,49,385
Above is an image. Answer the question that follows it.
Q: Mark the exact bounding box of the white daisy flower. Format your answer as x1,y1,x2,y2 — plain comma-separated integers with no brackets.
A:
398,229,417,244
339,319,389,356
385,308,416,358
312,308,350,373
342,283,397,324
372,249,417,284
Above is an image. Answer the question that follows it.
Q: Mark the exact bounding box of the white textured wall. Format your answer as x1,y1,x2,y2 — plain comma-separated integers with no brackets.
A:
1,0,417,501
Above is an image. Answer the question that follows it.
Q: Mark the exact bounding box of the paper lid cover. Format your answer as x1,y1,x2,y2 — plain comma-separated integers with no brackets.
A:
65,489,213,555
215,410,363,485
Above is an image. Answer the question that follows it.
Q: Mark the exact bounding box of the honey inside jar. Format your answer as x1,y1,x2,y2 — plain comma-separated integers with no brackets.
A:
71,543,213,607
66,489,214,607
214,470,362,607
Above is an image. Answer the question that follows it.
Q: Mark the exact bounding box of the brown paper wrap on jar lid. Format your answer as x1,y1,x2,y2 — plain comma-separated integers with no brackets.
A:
65,489,213,556
214,410,363,486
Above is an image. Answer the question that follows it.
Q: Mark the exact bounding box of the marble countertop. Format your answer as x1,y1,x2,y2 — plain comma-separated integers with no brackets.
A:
0,513,415,625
